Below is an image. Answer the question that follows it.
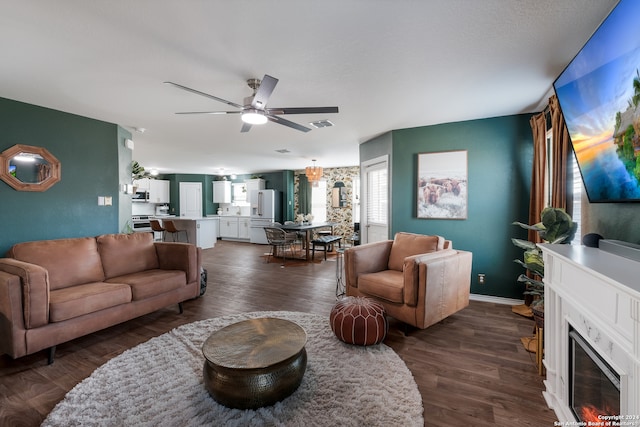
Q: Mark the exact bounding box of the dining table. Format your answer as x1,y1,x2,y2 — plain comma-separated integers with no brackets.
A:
278,222,337,261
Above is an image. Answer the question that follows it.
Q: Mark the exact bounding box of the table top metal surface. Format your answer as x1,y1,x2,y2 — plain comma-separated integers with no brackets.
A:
202,318,307,369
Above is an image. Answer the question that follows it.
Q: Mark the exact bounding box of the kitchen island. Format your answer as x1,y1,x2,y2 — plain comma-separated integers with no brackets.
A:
167,217,217,249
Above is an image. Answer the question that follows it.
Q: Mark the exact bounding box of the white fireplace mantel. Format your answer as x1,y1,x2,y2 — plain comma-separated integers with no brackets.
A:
539,244,640,424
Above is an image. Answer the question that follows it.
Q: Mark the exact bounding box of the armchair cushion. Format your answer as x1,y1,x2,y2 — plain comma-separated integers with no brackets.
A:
359,270,404,303
387,233,444,271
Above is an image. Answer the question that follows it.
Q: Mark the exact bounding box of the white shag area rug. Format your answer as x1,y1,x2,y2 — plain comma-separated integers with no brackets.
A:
42,311,423,427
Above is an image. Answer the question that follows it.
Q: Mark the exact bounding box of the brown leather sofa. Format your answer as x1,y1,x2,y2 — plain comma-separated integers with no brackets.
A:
345,232,472,329
0,232,201,363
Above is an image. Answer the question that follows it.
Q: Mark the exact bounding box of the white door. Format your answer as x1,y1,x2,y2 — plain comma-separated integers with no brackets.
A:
179,182,202,218
361,156,389,244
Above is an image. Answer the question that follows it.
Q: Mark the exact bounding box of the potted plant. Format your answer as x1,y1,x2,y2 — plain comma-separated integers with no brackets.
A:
512,207,577,325
131,160,149,181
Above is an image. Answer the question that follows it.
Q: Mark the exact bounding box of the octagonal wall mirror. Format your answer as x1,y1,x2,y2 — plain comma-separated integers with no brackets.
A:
0,144,61,191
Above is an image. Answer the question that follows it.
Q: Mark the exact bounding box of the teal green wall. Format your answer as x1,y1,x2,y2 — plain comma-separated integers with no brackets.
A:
281,170,295,221
362,115,534,299
0,97,123,255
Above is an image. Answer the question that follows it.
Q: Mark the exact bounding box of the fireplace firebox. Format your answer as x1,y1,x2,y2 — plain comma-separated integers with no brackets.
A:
569,328,620,423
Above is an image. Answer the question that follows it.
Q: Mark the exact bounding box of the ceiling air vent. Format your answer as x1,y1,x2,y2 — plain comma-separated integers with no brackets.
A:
309,120,334,129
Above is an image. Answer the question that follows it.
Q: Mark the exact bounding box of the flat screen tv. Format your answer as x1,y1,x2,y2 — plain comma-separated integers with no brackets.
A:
553,0,640,202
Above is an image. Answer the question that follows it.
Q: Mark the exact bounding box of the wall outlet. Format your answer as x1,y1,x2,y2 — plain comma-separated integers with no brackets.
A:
478,273,486,285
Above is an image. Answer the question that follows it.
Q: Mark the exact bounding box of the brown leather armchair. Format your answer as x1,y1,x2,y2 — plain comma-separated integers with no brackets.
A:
344,232,472,329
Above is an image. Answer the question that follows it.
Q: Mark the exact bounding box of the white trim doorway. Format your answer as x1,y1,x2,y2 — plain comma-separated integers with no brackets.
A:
360,155,389,244
179,182,202,218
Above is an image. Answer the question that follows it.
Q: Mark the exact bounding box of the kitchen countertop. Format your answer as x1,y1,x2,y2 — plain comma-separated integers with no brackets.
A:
170,217,220,221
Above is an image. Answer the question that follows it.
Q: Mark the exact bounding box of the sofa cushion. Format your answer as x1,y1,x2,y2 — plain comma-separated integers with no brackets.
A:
49,282,132,322
97,233,160,279
8,237,105,291
106,269,186,300
388,233,444,271
358,270,404,303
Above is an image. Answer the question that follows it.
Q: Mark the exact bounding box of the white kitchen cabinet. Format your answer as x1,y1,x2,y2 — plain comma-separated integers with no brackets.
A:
219,216,250,240
245,178,265,194
149,179,170,203
248,178,267,207
169,218,217,249
206,215,220,239
196,219,216,249
238,217,250,239
213,181,231,203
133,178,150,190
219,217,238,238
133,178,169,203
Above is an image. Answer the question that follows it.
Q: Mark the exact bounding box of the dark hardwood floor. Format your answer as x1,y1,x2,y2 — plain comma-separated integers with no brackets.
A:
0,240,558,426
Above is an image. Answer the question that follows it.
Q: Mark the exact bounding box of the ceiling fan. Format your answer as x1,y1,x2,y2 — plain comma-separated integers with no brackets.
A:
164,74,339,133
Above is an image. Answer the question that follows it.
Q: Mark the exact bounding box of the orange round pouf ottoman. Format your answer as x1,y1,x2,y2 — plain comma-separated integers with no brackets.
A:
330,297,388,346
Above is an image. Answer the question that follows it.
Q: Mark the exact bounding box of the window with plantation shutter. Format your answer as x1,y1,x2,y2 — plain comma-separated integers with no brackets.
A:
366,167,387,225
571,153,582,244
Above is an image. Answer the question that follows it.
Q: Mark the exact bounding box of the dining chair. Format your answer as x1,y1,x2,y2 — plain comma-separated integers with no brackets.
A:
264,227,297,266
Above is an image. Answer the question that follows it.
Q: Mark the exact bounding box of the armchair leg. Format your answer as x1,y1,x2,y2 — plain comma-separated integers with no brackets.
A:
178,302,184,314
402,323,417,336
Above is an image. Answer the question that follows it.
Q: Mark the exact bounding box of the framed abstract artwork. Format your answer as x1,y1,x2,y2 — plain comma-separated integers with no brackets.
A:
417,150,467,219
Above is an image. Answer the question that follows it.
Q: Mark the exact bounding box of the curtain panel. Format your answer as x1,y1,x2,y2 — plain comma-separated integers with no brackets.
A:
549,94,573,216
298,174,312,215
528,112,547,244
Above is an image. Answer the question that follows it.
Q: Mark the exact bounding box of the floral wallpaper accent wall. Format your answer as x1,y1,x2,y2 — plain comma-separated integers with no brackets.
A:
294,166,360,243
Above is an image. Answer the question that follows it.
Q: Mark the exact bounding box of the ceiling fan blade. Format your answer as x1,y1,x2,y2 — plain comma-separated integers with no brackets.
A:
266,114,312,133
174,111,242,115
251,75,278,109
164,81,244,109
240,122,252,133
267,106,339,115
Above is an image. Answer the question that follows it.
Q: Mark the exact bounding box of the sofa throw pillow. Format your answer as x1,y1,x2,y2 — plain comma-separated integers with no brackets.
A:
387,232,444,271
97,233,160,279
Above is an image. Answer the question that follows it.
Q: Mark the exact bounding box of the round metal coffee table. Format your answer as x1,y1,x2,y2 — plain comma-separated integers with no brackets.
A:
202,317,307,409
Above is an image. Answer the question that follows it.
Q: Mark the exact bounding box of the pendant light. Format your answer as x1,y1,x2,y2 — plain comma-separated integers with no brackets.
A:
305,159,323,184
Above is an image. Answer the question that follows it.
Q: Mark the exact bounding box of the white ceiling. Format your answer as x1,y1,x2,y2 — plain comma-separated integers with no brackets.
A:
0,0,618,175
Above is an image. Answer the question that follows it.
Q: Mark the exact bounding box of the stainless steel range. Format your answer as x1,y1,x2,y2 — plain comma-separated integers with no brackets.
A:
131,215,152,232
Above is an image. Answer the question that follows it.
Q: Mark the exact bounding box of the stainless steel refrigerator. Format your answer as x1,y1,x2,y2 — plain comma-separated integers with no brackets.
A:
249,189,281,244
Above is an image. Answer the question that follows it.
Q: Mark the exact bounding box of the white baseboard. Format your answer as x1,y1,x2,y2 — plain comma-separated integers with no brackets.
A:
470,293,524,306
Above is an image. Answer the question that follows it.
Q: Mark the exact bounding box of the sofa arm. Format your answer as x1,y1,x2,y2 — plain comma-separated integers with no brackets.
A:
345,240,393,289
0,258,49,329
0,270,27,357
154,242,199,284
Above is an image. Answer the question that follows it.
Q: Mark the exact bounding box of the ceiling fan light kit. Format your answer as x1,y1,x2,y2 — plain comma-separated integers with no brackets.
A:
241,110,268,125
166,74,338,133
